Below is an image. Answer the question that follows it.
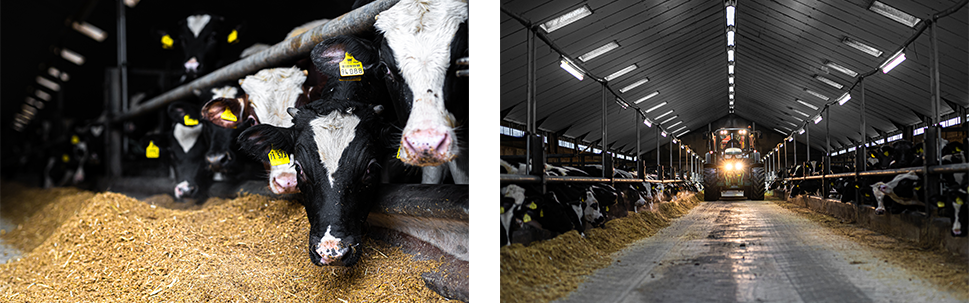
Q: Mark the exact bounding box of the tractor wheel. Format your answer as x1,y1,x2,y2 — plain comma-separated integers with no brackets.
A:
703,167,720,201
750,166,766,200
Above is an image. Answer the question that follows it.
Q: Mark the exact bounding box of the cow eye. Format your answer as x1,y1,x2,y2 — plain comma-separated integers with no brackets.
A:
362,159,380,184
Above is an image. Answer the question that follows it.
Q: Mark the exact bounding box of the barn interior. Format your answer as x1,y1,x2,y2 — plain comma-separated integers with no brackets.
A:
1,0,469,301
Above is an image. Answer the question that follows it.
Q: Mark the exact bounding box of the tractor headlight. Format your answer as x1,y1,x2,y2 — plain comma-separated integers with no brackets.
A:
735,162,743,170
724,163,733,170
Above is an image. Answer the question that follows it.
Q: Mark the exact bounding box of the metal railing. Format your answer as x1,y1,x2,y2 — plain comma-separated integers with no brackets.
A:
499,174,687,184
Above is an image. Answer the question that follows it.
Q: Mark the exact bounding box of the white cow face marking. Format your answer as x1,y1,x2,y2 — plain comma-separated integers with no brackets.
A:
240,67,306,127
209,85,239,99
186,14,212,38
173,123,203,153
310,111,361,187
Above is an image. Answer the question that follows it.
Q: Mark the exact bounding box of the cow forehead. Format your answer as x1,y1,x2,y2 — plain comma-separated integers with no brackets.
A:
173,123,202,153
309,111,361,187
374,0,467,94
186,14,212,38
210,86,239,99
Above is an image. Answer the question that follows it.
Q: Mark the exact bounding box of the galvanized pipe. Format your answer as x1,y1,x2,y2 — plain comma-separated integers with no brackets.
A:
110,0,400,122
499,174,687,184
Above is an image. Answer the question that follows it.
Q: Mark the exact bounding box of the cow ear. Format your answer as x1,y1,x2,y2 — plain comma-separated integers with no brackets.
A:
202,97,248,128
238,124,295,163
168,102,201,126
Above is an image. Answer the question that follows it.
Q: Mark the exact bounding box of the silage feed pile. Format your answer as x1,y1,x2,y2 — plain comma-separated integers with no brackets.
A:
499,193,702,303
0,182,452,302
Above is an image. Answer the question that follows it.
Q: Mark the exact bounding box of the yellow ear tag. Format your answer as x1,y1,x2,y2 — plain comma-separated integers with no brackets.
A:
71,135,80,145
268,148,290,166
528,202,537,210
938,201,946,208
500,207,505,214
183,115,199,126
523,214,532,223
855,185,860,189
61,154,70,163
870,154,875,158
227,29,238,44
605,206,609,212
161,34,174,49
339,52,364,77
146,141,160,158
957,197,964,205
395,146,402,159
957,147,963,152
883,151,889,156
914,186,921,191
540,210,544,217
220,108,237,122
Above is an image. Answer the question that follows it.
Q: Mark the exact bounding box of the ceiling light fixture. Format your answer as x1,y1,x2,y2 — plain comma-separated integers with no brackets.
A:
634,91,660,104
59,48,86,65
798,128,805,134
825,61,858,77
804,89,830,101
726,2,736,26
814,75,843,89
35,90,51,101
728,63,735,74
540,5,593,33
605,64,638,81
672,125,686,133
48,67,70,82
813,115,823,124
728,75,734,84
619,78,649,93
796,99,818,110
72,21,107,42
643,117,653,127
727,48,735,61
644,101,667,113
655,109,674,120
836,93,852,105
559,57,585,81
880,50,906,73
869,1,921,27
36,76,60,91
841,36,883,57
579,41,620,62
661,115,678,124
727,28,735,46
661,131,667,137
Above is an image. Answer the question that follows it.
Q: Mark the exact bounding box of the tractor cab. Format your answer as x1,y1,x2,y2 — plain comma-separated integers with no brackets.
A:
703,127,765,201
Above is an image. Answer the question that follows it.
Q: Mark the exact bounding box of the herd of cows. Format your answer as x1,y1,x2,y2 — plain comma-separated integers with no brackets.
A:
500,138,966,247
21,0,470,268
769,138,967,237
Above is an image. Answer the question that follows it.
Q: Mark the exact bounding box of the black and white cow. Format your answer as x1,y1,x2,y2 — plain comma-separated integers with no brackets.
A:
140,102,212,200
374,0,469,184
157,13,242,83
238,98,384,266
870,172,923,215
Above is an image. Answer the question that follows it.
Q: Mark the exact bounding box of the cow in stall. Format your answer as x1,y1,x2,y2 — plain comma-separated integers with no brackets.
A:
139,102,212,201
373,0,469,184
233,37,394,266
156,13,243,83
871,171,924,215
42,135,90,189
936,140,967,236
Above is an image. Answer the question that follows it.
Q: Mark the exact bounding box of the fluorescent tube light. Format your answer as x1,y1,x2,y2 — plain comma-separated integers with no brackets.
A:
880,50,906,73
60,48,85,65
579,41,619,62
729,93,735,99
643,118,653,127
813,115,823,124
729,86,734,93
655,109,674,120
727,29,735,46
779,126,792,132
727,49,735,61
605,64,637,81
796,99,818,110
793,109,810,117
773,128,786,134
814,75,843,89
869,1,921,27
836,93,851,105
35,90,51,101
48,67,69,82
804,89,829,101
661,115,678,124
729,100,735,106
124,0,140,8
825,61,858,77
726,5,735,26
678,129,691,136
25,97,44,109
661,131,667,137
798,128,805,134
788,136,794,142
728,63,735,74
728,75,734,84
784,120,798,127
672,125,686,133
644,101,667,113
36,76,60,91
841,36,883,57
619,78,649,93
72,21,107,42
634,91,660,104
541,5,593,33
559,58,584,81
615,98,630,109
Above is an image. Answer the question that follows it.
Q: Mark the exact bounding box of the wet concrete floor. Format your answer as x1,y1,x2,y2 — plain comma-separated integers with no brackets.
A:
555,200,964,303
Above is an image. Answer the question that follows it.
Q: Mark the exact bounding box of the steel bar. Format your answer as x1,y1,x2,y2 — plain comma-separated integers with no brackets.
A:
110,0,400,122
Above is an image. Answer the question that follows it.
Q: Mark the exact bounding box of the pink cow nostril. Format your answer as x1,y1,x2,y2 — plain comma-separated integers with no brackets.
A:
404,129,449,155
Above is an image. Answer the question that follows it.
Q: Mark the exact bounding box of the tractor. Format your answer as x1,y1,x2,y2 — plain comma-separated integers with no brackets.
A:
702,127,765,201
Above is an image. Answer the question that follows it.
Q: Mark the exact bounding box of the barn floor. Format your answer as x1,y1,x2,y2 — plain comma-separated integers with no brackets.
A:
555,198,969,303
0,181,457,302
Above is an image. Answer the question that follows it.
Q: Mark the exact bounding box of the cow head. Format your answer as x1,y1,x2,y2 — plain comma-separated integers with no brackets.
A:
238,100,382,267
374,0,468,167
157,13,242,83
144,102,212,201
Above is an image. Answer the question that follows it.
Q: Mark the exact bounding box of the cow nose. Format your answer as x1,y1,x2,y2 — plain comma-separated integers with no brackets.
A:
271,172,298,194
316,239,351,266
184,57,199,73
206,152,231,166
401,129,451,163
174,181,197,199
